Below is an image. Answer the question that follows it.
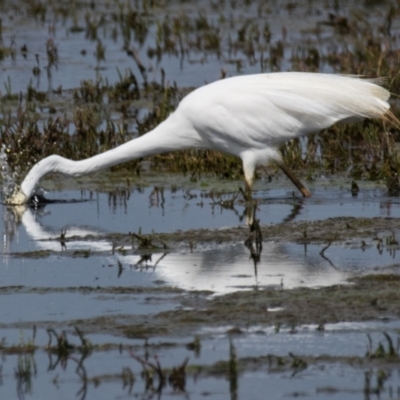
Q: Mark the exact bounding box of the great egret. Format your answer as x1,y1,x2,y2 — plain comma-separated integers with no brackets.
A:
6,72,391,205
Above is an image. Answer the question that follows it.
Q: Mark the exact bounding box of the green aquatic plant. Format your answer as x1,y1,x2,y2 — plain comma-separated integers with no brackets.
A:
366,332,398,359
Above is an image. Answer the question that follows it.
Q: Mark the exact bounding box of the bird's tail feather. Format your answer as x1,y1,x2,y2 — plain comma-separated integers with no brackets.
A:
383,109,400,130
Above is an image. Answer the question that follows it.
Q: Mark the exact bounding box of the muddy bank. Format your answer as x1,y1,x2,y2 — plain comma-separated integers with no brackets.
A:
1,273,399,340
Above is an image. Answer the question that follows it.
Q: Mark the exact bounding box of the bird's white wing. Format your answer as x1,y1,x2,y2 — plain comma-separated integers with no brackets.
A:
181,72,390,153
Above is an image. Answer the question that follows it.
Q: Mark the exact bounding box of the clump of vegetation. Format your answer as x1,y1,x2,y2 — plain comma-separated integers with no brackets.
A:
366,332,398,359
0,0,399,190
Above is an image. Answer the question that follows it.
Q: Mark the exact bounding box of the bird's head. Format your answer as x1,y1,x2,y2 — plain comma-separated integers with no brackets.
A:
4,185,29,205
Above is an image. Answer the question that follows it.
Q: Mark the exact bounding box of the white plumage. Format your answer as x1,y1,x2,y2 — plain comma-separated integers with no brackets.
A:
7,72,391,204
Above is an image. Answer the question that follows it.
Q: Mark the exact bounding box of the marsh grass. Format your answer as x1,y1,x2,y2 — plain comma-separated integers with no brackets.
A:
0,0,400,189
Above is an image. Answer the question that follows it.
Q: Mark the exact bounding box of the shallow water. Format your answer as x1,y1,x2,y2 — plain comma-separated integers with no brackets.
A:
2,186,400,298
1,184,400,399
1,320,400,399
1,185,399,329
1,0,395,95
4,184,400,239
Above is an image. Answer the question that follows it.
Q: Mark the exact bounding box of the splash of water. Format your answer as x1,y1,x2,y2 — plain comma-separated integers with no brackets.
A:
0,145,19,200
0,146,16,196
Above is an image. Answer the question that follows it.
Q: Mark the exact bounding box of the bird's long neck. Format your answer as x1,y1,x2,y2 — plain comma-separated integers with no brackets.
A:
20,111,203,199
71,116,197,172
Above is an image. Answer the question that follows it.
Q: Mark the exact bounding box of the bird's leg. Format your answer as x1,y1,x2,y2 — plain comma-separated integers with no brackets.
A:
239,182,257,227
277,163,311,198
239,184,253,203
244,201,262,273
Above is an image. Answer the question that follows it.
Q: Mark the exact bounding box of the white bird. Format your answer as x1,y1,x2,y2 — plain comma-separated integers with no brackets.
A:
7,72,391,205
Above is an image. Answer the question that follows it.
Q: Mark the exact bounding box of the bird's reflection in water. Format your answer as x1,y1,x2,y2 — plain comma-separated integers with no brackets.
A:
244,203,263,277
2,189,353,294
242,193,304,277
209,190,265,278
283,196,304,223
20,190,290,279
